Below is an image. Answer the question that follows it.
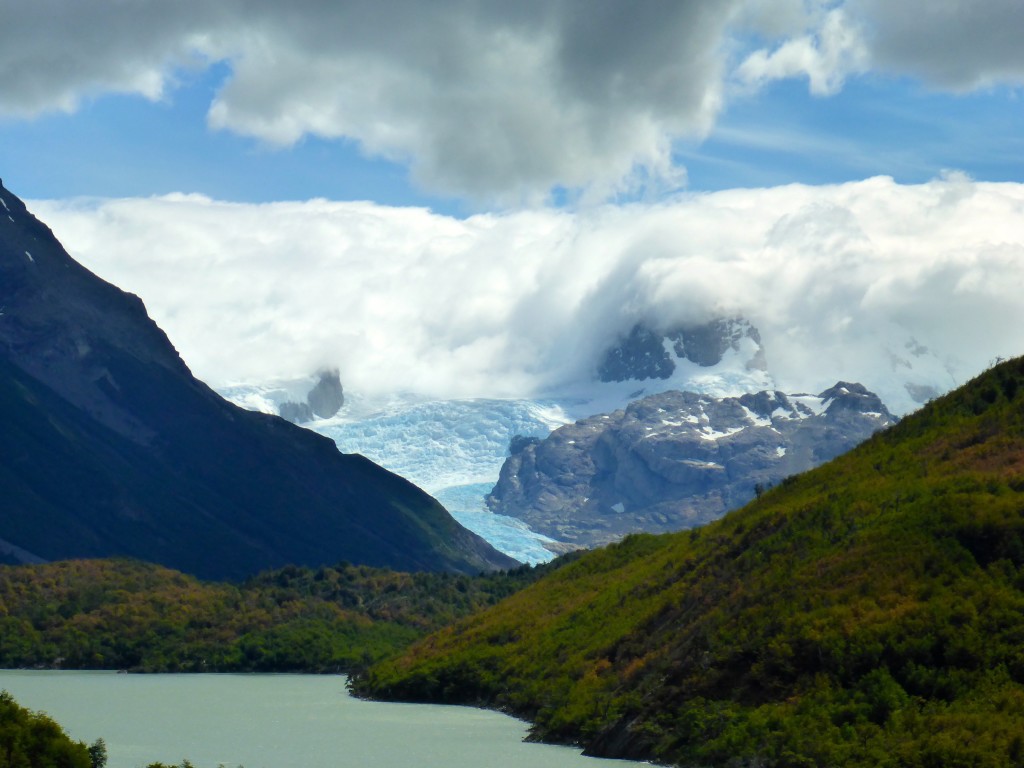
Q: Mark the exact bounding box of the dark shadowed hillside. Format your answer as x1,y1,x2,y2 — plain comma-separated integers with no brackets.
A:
0,180,516,579
357,357,1024,767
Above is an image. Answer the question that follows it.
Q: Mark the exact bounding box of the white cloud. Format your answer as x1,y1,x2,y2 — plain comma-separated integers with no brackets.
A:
735,1,1024,95
31,175,1024,414
736,9,869,95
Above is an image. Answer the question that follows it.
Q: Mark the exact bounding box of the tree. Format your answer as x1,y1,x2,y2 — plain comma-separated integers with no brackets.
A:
89,738,108,768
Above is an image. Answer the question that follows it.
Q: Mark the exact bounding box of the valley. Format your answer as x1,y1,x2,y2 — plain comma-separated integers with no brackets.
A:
3,5,1023,768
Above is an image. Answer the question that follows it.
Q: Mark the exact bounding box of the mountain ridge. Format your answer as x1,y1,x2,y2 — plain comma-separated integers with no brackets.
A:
0,179,515,579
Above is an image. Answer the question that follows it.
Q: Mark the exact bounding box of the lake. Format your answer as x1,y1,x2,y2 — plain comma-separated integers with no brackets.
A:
0,671,650,768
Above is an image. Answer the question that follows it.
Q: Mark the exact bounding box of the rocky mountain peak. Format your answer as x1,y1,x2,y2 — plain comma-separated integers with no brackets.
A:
1,180,191,443
280,368,346,423
488,381,895,547
597,317,766,384
816,381,891,417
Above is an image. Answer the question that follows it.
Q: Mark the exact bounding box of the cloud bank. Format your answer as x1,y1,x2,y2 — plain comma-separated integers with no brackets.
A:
3,1,1023,202
32,175,1024,414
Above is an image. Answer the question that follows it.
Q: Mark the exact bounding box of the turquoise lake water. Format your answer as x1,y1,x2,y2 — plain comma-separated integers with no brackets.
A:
0,670,650,768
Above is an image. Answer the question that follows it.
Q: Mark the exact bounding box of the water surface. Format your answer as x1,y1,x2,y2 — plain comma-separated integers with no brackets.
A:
0,671,649,768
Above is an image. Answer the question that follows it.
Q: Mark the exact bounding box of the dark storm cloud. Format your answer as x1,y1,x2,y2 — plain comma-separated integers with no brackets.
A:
855,0,1024,89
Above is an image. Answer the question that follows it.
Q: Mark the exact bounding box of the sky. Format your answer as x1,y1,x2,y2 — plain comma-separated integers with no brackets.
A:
3,1,1024,411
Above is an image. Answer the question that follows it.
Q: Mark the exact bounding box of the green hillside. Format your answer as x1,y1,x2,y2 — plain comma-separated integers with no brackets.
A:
0,557,561,673
354,357,1024,767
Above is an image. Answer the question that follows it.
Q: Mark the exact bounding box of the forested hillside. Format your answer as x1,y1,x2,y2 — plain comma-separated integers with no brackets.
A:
355,357,1024,768
0,557,564,672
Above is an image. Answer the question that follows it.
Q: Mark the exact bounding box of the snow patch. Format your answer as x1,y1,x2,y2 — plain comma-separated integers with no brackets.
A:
683,459,724,469
699,425,744,441
740,405,772,427
789,394,827,416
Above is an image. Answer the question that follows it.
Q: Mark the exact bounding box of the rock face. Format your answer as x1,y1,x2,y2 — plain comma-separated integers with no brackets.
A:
0,179,516,578
307,369,344,417
487,382,895,546
598,318,767,383
280,368,345,423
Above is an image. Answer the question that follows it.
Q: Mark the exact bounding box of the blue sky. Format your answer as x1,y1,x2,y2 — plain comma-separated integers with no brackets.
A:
1,1,1021,213
680,78,1024,192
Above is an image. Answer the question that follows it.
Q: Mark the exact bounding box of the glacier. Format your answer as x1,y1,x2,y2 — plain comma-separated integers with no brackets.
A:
218,345,781,565
219,385,574,564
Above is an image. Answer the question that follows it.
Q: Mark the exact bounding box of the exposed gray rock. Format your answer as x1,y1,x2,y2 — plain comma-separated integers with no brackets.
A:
598,324,676,381
278,368,345,423
487,382,895,547
906,382,941,404
308,368,344,418
597,317,766,383
279,400,315,424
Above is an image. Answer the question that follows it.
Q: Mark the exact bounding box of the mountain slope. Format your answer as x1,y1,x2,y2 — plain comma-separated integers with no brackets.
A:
356,357,1024,767
0,557,563,672
488,383,894,546
0,179,515,579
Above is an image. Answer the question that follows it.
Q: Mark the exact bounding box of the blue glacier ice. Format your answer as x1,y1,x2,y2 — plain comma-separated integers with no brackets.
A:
218,346,780,564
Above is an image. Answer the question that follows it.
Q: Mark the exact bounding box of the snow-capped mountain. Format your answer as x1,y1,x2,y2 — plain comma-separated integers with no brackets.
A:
535,316,776,421
218,316,788,561
487,383,895,547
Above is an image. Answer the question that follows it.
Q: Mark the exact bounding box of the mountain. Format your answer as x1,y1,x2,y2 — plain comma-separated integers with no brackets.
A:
356,356,1024,767
0,179,515,579
488,382,895,546
278,368,345,424
597,317,767,384
218,384,574,563
218,318,781,562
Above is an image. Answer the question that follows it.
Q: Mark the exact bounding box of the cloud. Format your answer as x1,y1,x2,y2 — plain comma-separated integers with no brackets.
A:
4,2,1021,204
853,0,1024,90
735,1,1024,95
30,175,1024,414
0,0,222,115
735,8,869,95
0,1,742,204
206,1,742,205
